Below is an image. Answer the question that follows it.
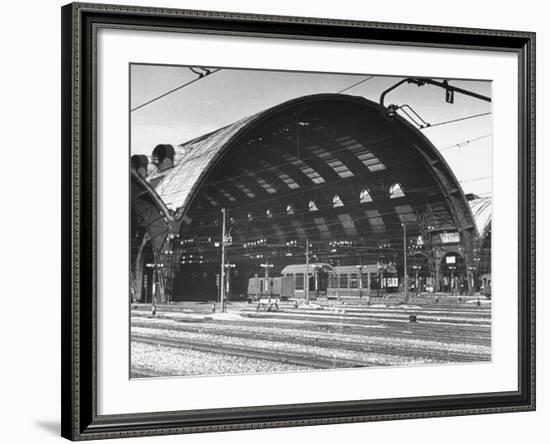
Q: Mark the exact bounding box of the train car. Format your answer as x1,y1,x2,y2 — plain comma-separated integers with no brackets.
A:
327,264,399,299
480,273,491,298
247,275,294,301
280,263,333,299
246,262,399,301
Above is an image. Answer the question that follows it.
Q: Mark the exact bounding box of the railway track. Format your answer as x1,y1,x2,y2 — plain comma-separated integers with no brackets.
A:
309,306,491,319
132,333,387,370
132,305,491,325
132,306,490,328
131,320,490,363
131,311,491,345
240,310,491,327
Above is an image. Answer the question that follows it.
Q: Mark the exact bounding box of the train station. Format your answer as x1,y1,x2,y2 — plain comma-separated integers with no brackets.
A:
130,93,491,306
129,67,493,377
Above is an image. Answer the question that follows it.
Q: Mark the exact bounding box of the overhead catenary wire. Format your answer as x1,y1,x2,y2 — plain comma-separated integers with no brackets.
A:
439,134,492,152
131,68,222,112
459,176,491,184
336,76,375,94
422,112,492,129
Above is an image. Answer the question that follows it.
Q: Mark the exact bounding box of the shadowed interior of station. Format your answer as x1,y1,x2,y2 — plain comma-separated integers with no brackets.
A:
131,94,489,302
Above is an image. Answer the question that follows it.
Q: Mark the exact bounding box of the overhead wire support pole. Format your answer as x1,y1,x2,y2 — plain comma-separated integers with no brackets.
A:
379,77,492,108
220,208,227,313
260,259,274,304
403,223,408,304
398,104,431,128
305,237,309,303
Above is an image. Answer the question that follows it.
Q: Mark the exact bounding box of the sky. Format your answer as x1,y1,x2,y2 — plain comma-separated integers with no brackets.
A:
130,64,492,198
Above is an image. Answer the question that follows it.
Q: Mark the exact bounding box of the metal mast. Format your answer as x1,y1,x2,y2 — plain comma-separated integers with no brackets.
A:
403,223,409,303
220,208,227,312
305,237,310,302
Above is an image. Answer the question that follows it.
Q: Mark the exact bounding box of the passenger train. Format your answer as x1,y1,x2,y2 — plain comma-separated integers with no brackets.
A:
247,263,399,301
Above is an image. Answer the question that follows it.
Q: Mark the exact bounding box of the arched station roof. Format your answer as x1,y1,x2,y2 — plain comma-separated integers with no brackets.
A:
468,195,492,236
130,168,174,251
146,94,477,263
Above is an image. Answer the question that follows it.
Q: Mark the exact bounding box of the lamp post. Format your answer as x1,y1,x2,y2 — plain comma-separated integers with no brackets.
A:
412,265,421,296
357,265,364,299
305,238,310,303
220,208,232,313
402,224,409,303
377,262,385,298
224,263,235,307
145,262,164,315
314,264,320,299
260,260,274,303
473,256,481,291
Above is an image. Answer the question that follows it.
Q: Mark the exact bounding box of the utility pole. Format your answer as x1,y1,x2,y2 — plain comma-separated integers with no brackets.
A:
305,237,310,303
403,224,409,303
413,265,421,296
151,267,157,316
357,265,363,299
357,255,363,299
260,259,274,303
145,262,164,315
220,208,227,312
263,258,270,280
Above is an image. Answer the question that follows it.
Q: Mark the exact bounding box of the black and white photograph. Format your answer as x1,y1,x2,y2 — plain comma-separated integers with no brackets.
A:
0,0,544,442
130,65,493,378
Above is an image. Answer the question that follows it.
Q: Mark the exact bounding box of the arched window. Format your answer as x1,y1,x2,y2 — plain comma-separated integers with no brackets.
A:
390,183,405,199
332,194,344,208
308,200,318,212
359,189,373,203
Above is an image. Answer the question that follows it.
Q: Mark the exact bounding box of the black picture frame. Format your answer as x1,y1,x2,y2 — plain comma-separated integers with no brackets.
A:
61,2,536,440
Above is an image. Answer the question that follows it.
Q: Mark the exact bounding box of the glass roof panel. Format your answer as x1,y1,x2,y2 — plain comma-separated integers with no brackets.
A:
395,204,417,223
313,217,331,239
308,200,318,212
390,183,405,199
335,136,387,172
258,160,300,189
338,213,358,237
218,188,237,202
280,153,326,184
360,189,373,203
307,145,354,178
365,209,386,233
234,182,256,198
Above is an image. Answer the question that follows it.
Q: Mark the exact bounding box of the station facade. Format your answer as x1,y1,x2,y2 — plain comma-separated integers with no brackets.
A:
130,94,490,303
